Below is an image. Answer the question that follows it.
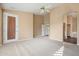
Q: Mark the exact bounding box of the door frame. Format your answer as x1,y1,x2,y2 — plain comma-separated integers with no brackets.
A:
63,14,77,44
3,12,19,43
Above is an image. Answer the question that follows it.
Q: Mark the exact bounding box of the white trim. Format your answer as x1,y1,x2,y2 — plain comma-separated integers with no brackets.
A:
3,12,19,43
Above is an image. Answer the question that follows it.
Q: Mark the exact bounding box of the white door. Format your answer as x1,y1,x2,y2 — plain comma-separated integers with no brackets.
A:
3,13,19,43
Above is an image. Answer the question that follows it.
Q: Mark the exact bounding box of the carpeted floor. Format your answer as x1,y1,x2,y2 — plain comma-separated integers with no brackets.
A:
0,37,79,56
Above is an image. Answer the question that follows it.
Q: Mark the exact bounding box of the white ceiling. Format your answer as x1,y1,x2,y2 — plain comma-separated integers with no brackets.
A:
1,3,63,15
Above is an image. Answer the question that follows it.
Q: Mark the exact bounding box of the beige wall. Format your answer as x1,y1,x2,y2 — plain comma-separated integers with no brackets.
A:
3,9,33,40
50,5,66,41
67,16,77,36
67,16,73,36
0,8,2,45
72,16,77,32
33,15,44,37
50,4,79,44
44,13,50,25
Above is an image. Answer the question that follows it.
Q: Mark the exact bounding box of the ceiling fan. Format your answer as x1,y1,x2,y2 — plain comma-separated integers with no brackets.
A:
40,6,50,14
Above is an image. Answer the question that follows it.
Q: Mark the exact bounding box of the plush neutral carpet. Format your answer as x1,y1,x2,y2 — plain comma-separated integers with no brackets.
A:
0,37,79,56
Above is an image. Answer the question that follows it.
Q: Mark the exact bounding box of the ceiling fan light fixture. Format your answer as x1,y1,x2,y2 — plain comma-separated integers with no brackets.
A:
40,9,44,14
46,9,50,12
40,6,50,14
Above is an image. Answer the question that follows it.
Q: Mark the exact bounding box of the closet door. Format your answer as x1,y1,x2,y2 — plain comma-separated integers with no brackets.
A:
8,16,16,40
3,13,19,43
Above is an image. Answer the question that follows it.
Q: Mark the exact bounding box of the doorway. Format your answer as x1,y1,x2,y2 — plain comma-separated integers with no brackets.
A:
41,14,50,37
3,13,19,43
63,15,77,44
